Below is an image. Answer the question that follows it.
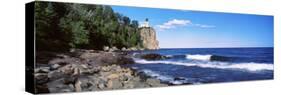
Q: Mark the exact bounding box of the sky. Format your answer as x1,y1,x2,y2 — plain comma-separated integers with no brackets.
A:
111,5,273,48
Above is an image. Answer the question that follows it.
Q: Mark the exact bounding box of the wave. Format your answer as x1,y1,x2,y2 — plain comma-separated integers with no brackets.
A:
139,69,194,85
166,54,233,62
134,59,273,71
186,54,212,61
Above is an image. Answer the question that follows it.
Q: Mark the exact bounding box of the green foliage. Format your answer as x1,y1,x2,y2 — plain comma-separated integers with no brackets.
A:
35,2,71,51
35,1,141,51
59,4,90,48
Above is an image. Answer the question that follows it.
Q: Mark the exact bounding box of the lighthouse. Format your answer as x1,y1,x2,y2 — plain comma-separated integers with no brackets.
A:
140,18,150,28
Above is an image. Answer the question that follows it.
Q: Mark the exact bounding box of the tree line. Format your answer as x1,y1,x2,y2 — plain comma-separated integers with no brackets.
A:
35,2,142,51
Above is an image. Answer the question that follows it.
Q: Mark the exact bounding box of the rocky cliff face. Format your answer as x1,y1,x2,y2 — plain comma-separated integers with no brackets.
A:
139,27,159,50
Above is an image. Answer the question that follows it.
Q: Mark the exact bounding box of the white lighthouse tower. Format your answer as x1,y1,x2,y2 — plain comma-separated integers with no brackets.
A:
140,18,150,28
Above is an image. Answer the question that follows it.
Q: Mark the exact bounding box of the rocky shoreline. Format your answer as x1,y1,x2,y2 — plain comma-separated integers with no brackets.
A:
35,50,168,93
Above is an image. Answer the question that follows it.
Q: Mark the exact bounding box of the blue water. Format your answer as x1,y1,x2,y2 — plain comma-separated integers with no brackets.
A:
127,48,273,85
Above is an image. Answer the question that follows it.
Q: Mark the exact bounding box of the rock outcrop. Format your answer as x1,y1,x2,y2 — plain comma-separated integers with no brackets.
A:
140,53,169,60
139,27,159,50
35,50,167,93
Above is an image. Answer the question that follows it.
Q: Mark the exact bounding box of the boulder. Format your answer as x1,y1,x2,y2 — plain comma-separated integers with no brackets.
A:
112,46,118,51
75,80,82,92
59,64,74,75
47,79,75,93
103,46,110,51
36,84,49,93
35,67,50,73
48,57,79,65
98,82,105,89
132,81,149,88
146,78,167,87
73,68,80,76
140,53,168,60
48,70,64,80
122,81,135,89
35,73,49,84
101,66,111,72
129,47,137,51
121,47,127,51
174,77,186,81
117,56,135,65
107,74,119,79
74,77,96,91
146,78,160,85
51,64,61,70
107,79,122,89
80,52,134,66
63,76,77,85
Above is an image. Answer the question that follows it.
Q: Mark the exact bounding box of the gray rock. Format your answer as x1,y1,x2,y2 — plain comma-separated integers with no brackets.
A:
48,57,79,65
145,78,167,87
35,73,49,84
59,64,74,75
133,82,149,88
47,79,75,93
108,48,114,52
129,47,137,51
121,47,127,51
51,64,60,70
154,83,168,87
73,68,80,76
132,76,141,82
88,77,106,90
69,84,75,90
79,52,99,60
80,52,134,66
35,84,49,93
98,83,105,89
117,56,135,65
56,54,70,59
112,46,118,51
103,46,110,51
48,70,64,80
35,67,50,73
89,86,99,91
107,79,122,89
99,71,111,78
140,53,168,60
75,80,82,92
77,77,92,90
69,48,76,53
146,78,160,86
107,73,119,79
122,82,135,89
63,76,76,85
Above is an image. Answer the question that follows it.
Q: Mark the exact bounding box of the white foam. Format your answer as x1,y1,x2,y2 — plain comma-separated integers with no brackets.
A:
134,59,273,71
165,55,174,57
186,54,212,61
224,63,274,71
140,69,190,85
141,69,173,82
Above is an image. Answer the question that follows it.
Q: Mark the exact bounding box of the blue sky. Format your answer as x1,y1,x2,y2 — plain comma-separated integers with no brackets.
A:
111,6,273,48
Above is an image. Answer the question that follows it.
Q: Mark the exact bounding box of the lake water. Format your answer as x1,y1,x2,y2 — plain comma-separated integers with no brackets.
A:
127,48,273,85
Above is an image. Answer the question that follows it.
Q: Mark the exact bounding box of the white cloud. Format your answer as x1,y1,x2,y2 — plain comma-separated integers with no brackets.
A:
156,19,191,30
156,19,215,31
194,24,216,28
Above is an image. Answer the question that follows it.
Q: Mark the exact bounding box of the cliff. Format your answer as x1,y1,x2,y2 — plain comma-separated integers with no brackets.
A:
139,27,159,50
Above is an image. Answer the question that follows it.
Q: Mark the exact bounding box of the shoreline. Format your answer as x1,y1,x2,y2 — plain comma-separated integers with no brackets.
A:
35,49,168,93
34,48,274,93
